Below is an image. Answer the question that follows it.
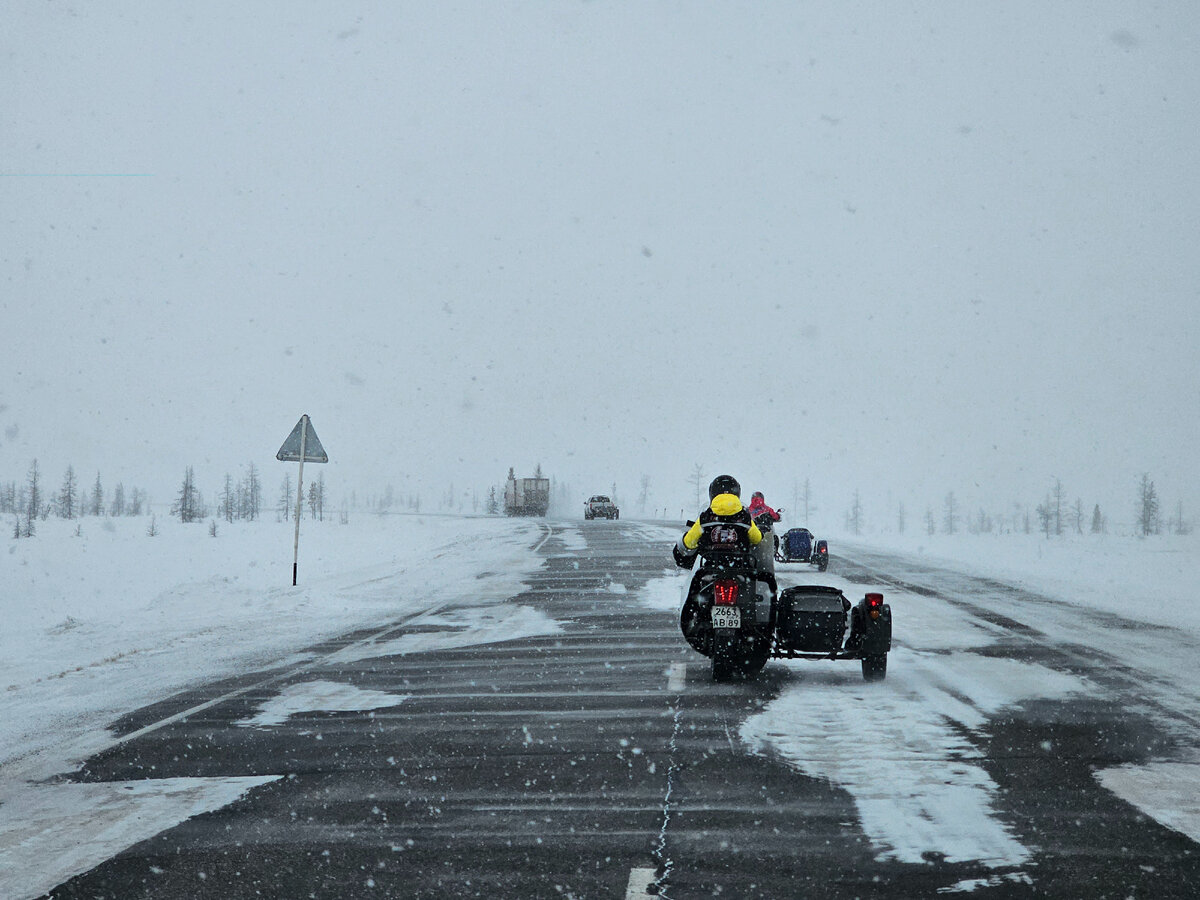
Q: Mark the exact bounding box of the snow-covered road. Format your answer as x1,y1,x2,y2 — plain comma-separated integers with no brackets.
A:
3,518,1200,897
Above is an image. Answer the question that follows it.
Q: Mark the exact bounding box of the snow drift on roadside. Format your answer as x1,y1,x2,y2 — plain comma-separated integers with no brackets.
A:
1,514,544,780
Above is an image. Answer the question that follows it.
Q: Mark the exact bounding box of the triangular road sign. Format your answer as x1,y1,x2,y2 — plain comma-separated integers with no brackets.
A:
276,415,328,463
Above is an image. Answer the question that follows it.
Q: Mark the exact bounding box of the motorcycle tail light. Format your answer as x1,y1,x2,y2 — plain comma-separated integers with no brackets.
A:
713,579,739,606
866,592,883,620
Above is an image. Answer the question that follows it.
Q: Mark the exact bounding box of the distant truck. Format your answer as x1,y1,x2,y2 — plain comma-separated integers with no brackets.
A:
584,495,619,520
504,471,550,517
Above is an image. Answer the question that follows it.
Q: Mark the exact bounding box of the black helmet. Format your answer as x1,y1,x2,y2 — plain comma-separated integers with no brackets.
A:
708,475,741,500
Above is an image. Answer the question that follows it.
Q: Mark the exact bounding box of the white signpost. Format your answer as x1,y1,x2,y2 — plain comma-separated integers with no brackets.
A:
276,414,328,586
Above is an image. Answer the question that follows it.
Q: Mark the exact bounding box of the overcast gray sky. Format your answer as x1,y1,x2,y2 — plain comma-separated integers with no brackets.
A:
3,1,1198,527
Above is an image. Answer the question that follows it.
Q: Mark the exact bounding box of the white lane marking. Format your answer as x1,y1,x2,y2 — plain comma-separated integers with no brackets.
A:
1096,761,1200,844
533,522,554,553
667,662,687,692
625,867,657,898
0,775,278,900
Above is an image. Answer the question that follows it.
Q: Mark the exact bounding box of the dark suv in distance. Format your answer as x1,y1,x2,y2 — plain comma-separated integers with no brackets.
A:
584,495,619,520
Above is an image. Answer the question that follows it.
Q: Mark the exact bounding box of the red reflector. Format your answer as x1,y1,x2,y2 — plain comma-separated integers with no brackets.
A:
866,592,883,608
713,579,739,606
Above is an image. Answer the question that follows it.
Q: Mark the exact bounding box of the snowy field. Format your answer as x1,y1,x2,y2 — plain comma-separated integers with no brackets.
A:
1,513,548,785
833,529,1200,633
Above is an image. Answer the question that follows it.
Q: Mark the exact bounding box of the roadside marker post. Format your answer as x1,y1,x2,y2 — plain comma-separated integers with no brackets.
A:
276,414,328,586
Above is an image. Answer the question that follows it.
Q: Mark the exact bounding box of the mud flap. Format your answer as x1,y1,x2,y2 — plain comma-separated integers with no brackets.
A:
680,596,712,657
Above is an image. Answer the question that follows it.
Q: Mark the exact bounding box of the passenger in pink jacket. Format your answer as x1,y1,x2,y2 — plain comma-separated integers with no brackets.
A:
747,492,780,528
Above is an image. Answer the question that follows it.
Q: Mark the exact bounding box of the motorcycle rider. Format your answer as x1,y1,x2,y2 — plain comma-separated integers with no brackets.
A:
674,476,775,659
747,491,780,528
673,475,763,570
747,490,783,562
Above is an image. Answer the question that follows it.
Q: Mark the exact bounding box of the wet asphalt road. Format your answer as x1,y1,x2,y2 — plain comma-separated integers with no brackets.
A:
38,521,1200,899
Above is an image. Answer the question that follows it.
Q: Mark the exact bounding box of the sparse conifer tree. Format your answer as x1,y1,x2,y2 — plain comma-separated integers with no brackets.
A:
486,486,499,515
58,465,78,519
925,507,936,536
25,459,41,537
0,481,15,515
897,501,906,534
172,466,201,523
111,483,126,517
1091,504,1103,534
245,461,262,521
221,474,236,523
89,472,104,517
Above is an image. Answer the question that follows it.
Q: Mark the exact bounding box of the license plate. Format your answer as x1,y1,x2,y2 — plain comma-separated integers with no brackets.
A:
711,606,740,629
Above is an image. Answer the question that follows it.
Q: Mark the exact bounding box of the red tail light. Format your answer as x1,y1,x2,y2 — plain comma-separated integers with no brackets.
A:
713,579,739,606
866,592,883,620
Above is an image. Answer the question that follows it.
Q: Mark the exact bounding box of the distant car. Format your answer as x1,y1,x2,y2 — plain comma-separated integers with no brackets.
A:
584,495,619,520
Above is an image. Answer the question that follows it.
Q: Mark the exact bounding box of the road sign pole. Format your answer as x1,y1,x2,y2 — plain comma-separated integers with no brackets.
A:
277,413,327,587
292,419,307,586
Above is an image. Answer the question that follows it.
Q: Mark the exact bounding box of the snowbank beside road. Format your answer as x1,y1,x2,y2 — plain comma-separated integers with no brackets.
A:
1,514,544,779
831,530,1200,632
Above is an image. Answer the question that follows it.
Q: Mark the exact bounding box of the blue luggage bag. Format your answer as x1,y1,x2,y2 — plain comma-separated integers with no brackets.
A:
784,528,812,561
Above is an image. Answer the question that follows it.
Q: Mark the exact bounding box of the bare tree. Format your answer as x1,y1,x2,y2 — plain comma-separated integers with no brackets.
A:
943,491,959,535
794,478,815,524
1051,478,1065,536
1136,474,1160,537
688,463,705,510
245,461,262,521
308,473,326,521
111,483,126,517
846,490,863,536
1173,500,1191,535
279,472,293,521
1036,494,1054,538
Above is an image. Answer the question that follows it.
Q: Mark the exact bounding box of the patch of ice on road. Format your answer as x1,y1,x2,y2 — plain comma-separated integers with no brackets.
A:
1095,761,1200,844
0,775,277,900
606,581,628,594
638,573,688,612
742,650,1088,867
237,680,409,727
329,604,562,664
